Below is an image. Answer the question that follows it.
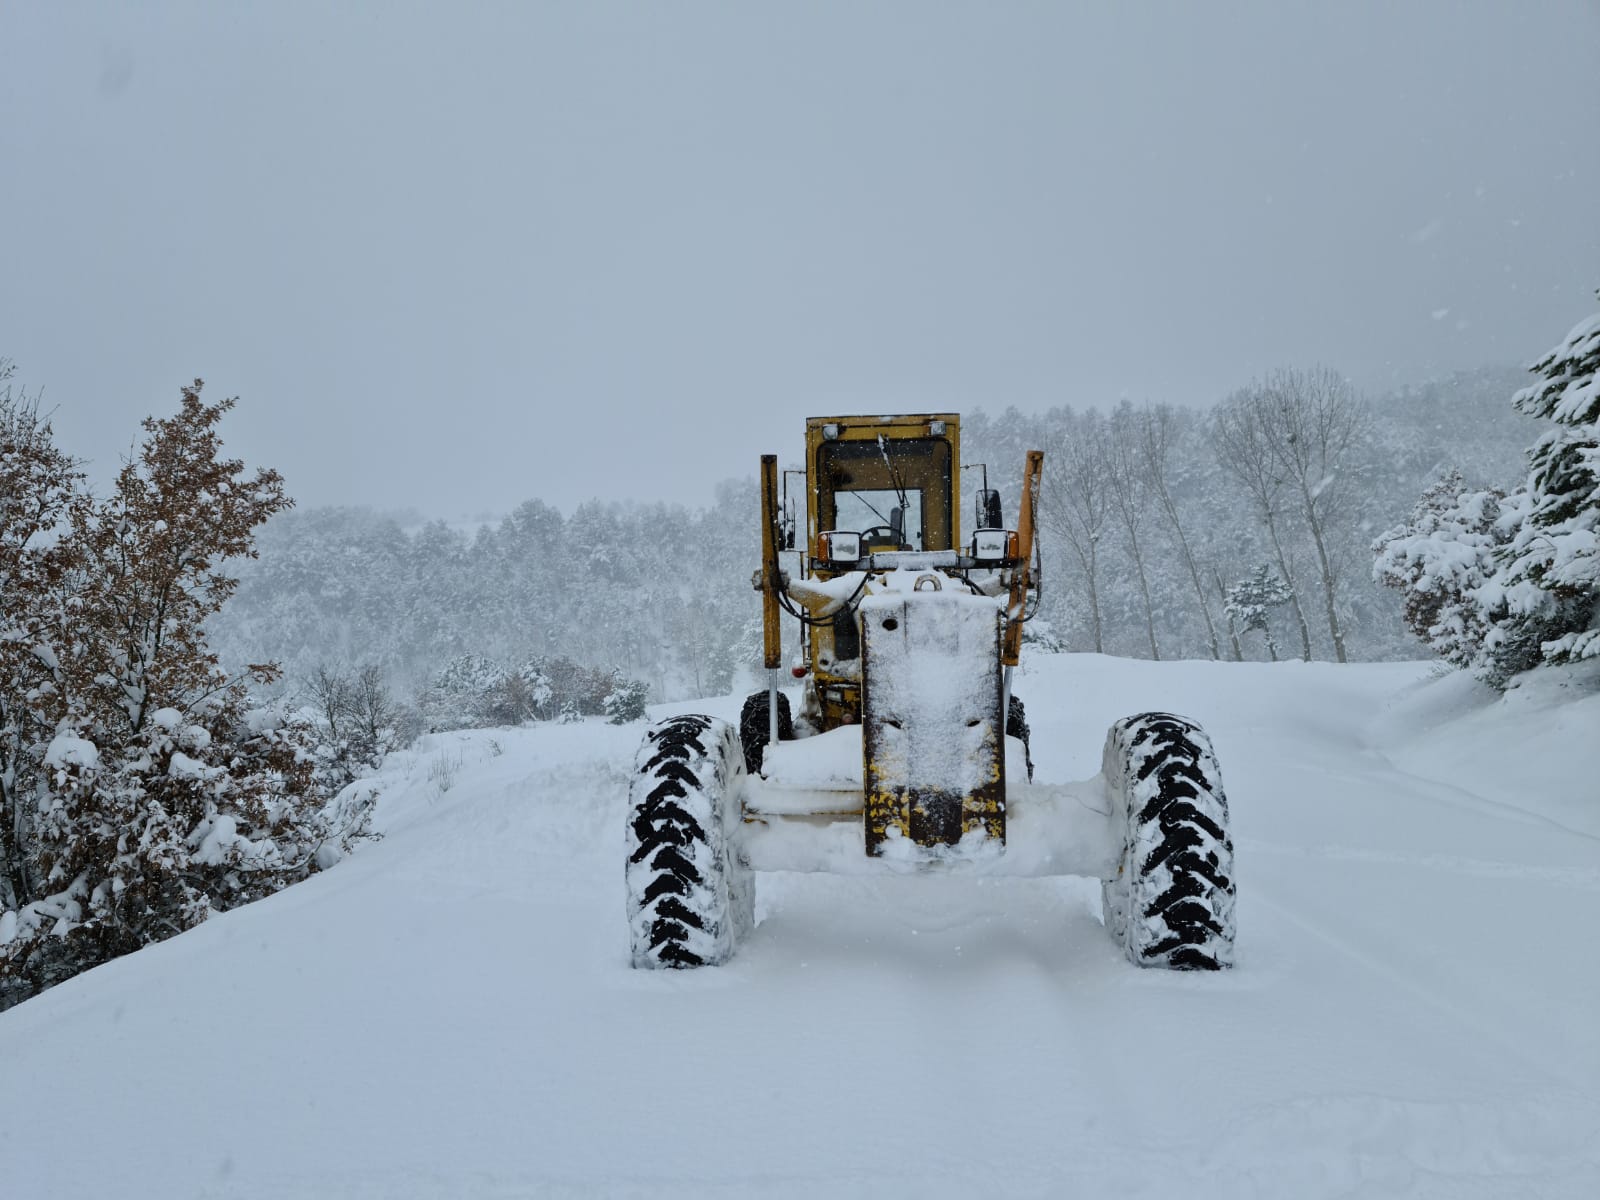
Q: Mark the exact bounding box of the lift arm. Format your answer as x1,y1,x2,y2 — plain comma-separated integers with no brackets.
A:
1002,450,1044,667
760,454,782,670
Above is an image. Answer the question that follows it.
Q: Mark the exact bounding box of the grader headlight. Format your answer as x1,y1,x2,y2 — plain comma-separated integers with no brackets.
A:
971,528,1019,562
819,531,862,564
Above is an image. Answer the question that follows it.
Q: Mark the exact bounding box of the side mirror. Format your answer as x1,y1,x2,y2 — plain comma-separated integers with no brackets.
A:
976,488,1003,530
781,499,797,550
890,505,905,547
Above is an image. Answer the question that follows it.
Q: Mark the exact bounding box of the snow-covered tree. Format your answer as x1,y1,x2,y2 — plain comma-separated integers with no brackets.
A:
1225,565,1294,661
1372,470,1508,669
0,361,88,920
603,677,649,724
1138,403,1222,660
512,661,556,719
423,654,510,730
1484,295,1600,672
1021,617,1067,653
477,660,556,726
1212,565,1246,661
1040,410,1112,653
1211,389,1315,660
3,383,364,1009
1260,367,1367,664
1106,401,1161,660
302,662,417,792
419,652,641,730
1213,369,1368,662
199,375,1547,690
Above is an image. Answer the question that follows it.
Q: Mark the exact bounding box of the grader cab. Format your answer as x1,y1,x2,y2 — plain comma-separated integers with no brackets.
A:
625,414,1236,972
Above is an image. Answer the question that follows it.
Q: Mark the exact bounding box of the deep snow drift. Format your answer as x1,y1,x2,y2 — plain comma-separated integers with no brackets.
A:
3,654,1597,1198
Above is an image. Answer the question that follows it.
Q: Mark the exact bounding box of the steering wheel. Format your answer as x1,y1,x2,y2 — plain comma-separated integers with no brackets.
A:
860,525,904,551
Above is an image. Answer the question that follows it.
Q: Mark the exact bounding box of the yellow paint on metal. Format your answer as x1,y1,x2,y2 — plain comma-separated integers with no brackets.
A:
1002,449,1044,667
802,415,961,733
758,415,1043,853
804,414,963,567
760,453,781,669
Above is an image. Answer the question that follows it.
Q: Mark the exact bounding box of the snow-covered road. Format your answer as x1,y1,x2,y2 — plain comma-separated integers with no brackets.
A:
4,655,1597,1198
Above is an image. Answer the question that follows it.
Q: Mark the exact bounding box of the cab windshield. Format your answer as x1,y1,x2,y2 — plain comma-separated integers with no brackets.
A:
817,436,952,552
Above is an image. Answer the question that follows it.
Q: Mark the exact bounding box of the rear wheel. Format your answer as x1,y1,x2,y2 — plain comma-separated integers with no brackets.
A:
1101,712,1235,970
626,715,753,968
738,689,794,776
1006,694,1034,783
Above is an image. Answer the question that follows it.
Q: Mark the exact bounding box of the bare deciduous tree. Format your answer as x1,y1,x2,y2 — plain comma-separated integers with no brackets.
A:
1138,403,1221,660
1040,411,1112,653
349,663,402,755
1211,389,1315,660
1106,402,1160,659
307,665,353,744
1212,565,1246,661
1257,367,1367,663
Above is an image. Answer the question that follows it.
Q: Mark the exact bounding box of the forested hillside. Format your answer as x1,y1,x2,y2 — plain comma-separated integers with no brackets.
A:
208,365,1537,704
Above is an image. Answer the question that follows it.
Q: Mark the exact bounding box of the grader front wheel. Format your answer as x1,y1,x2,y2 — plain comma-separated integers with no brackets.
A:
625,715,753,968
1101,712,1236,970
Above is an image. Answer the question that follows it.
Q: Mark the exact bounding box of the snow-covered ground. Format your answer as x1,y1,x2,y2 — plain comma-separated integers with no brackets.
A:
4,654,1598,1198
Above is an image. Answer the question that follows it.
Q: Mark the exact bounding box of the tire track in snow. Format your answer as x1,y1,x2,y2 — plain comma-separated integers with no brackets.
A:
1204,1090,1600,1197
1247,743,1600,844
1388,771,1600,844
1247,877,1589,1092
1240,839,1600,891
1369,752,1600,843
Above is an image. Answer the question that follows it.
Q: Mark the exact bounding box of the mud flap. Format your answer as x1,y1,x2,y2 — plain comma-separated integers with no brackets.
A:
860,589,1006,854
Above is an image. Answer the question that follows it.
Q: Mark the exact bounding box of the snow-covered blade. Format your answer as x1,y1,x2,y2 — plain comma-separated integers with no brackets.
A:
859,587,1005,853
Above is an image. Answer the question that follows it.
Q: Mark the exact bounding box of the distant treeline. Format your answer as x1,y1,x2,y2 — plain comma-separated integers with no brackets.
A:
208,364,1539,702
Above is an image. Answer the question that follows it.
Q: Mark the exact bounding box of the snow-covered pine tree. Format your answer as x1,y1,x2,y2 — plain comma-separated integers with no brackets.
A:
1371,470,1508,669
423,653,509,730
1021,617,1067,653
512,660,555,720
603,676,649,724
1225,565,1294,661
480,664,541,726
1484,294,1600,674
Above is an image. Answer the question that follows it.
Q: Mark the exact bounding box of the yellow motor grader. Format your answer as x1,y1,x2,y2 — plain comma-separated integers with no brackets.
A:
625,414,1235,971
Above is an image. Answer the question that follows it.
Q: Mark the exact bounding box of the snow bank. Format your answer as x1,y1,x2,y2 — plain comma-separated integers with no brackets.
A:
1372,658,1600,836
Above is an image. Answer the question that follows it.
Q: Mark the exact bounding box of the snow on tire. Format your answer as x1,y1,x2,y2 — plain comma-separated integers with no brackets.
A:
1101,712,1236,970
626,714,753,969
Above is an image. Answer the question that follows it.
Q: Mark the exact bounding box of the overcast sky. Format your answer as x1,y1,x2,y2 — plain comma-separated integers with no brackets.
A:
3,2,1596,518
